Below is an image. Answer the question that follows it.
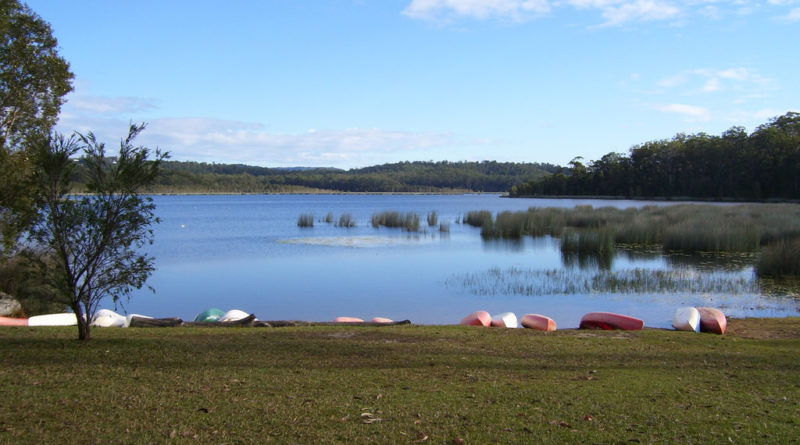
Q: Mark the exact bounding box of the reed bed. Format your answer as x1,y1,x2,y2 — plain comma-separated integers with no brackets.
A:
297,213,314,227
758,237,800,278
426,211,438,227
448,266,759,296
370,211,421,232
337,213,356,228
464,210,493,228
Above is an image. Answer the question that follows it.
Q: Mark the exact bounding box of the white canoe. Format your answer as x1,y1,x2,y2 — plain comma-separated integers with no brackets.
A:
220,309,251,322
28,313,78,326
92,309,127,328
672,307,700,332
490,312,518,328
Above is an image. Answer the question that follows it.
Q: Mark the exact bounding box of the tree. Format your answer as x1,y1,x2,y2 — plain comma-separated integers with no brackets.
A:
1,0,73,254
30,123,168,340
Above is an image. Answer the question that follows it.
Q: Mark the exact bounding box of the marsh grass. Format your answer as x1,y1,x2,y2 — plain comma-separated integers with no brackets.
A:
470,204,800,274
337,213,356,228
1,324,798,444
758,237,800,278
324,212,334,223
426,211,438,227
297,213,314,227
371,211,421,232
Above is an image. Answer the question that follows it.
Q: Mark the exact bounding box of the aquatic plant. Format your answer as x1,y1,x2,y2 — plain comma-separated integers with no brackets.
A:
337,213,356,228
427,211,438,227
371,211,421,232
464,210,493,228
438,222,450,233
324,212,334,223
757,237,800,278
297,213,314,227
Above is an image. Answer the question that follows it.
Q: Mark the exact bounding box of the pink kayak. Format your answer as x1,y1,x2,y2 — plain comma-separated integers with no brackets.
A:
521,313,557,331
0,316,29,327
579,312,644,330
460,310,491,327
334,316,364,323
696,307,727,335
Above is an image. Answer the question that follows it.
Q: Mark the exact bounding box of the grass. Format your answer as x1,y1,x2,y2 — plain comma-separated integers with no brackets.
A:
758,237,800,278
337,213,356,228
371,211,421,232
297,213,315,227
1,321,799,443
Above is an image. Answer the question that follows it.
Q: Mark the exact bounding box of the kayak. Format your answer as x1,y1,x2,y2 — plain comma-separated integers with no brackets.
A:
125,313,152,327
220,309,251,322
91,309,126,328
520,313,557,331
672,307,700,332
460,310,491,327
491,312,518,328
579,312,644,330
697,307,727,335
370,317,394,323
334,316,364,323
28,313,78,327
194,308,225,322
0,316,28,326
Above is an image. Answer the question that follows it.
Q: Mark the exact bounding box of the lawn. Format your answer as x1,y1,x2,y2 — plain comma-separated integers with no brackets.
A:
1,319,799,444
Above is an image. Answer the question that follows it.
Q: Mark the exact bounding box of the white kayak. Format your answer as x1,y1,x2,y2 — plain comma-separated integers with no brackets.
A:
125,313,153,327
672,307,700,332
91,309,127,328
28,313,78,326
220,309,251,322
490,312,518,328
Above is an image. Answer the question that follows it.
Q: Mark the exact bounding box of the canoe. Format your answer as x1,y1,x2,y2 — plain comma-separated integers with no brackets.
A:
0,316,28,327
672,307,700,332
220,309,251,322
460,310,491,327
28,313,78,327
521,313,557,331
194,308,225,322
334,316,364,323
696,307,727,335
579,312,644,330
370,317,394,323
491,312,518,328
91,309,126,328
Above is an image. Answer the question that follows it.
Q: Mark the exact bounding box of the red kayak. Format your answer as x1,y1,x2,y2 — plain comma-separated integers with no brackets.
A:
460,310,491,327
0,316,29,327
521,313,557,331
696,307,727,335
579,312,644,330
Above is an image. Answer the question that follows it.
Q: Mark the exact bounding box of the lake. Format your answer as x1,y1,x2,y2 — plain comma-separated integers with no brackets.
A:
123,194,799,328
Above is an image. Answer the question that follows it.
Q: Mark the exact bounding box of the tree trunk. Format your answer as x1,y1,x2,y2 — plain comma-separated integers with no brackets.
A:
73,303,90,340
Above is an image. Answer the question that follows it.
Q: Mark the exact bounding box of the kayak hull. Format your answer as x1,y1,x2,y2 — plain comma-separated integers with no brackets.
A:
370,317,394,323
334,316,364,323
0,316,28,326
697,307,727,335
28,313,78,326
460,310,491,327
491,312,518,328
521,313,557,331
92,309,126,328
580,312,644,330
195,308,225,322
672,307,700,332
220,309,251,322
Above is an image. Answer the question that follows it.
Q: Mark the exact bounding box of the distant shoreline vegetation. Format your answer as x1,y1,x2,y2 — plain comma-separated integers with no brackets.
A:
511,112,800,201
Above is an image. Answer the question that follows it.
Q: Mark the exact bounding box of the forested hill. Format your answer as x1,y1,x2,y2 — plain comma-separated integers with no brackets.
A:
510,112,800,201
148,160,558,193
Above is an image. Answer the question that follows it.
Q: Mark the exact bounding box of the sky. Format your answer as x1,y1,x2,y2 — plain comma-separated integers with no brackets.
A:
25,0,800,169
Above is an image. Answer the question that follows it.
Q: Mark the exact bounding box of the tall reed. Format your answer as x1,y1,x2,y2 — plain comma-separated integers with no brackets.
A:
757,237,800,278
464,210,493,228
337,213,356,228
371,211,421,232
427,211,438,227
297,214,314,227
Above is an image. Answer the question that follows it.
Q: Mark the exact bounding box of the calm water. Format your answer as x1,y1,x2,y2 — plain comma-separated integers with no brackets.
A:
122,194,799,328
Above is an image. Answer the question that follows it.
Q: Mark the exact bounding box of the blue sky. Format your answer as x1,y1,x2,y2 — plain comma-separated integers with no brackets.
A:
27,0,800,169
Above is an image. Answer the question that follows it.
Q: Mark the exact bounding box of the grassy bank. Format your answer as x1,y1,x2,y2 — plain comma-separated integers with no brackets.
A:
2,320,799,444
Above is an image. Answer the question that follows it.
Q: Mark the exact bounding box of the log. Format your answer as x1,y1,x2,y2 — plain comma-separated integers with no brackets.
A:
129,316,183,327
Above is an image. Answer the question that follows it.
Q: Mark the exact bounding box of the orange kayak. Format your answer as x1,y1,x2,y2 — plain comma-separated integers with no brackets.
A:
579,312,644,330
696,307,727,335
0,316,28,327
460,310,491,327
521,313,557,331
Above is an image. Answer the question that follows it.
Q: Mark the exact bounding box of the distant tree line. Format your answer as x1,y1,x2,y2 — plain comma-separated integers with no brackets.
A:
69,160,559,194
511,112,800,200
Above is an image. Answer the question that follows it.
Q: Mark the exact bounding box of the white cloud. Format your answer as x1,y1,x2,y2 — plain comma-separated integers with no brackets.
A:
781,6,800,19
595,0,682,26
657,67,773,96
657,103,712,121
67,95,158,114
403,0,551,22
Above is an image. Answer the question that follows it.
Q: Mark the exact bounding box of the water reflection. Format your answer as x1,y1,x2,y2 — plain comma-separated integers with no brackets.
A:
561,251,613,270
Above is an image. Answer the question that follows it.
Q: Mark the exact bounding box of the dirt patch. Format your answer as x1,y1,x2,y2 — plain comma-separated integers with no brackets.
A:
726,317,800,339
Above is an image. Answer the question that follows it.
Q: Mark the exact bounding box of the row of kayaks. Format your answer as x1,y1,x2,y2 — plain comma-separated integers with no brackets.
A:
460,307,728,334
